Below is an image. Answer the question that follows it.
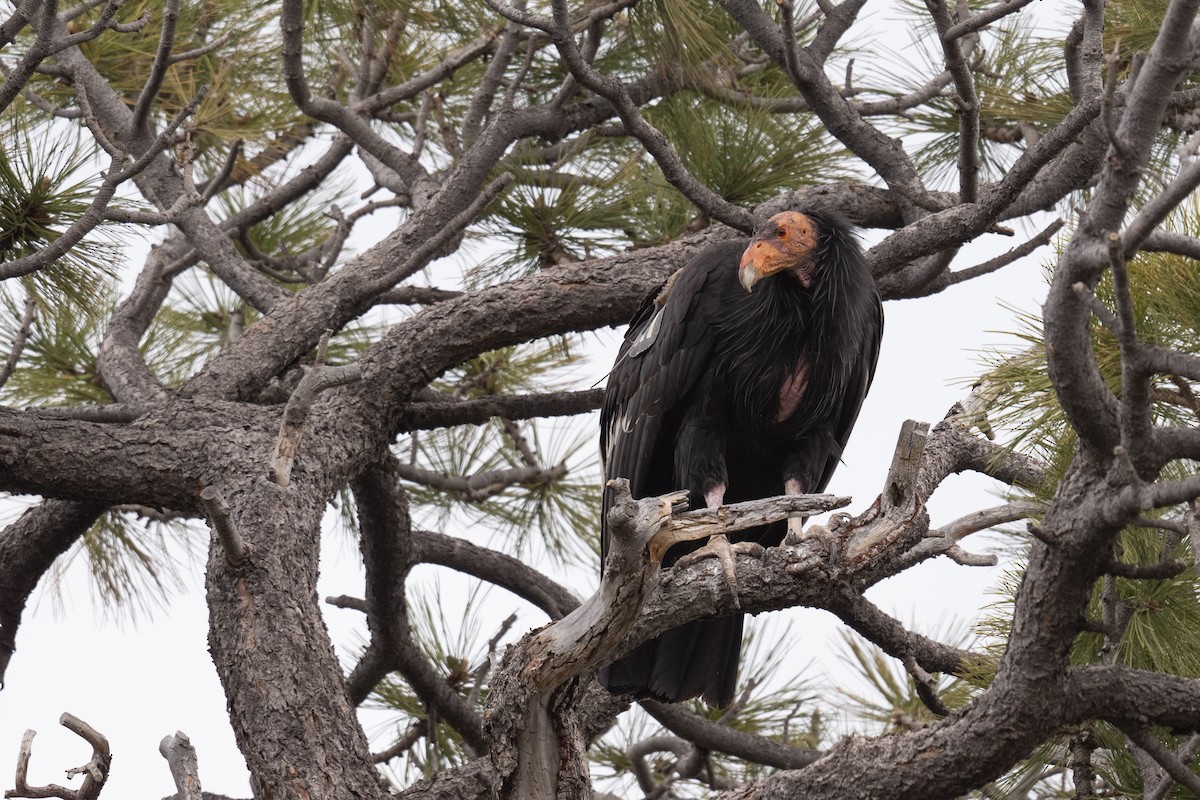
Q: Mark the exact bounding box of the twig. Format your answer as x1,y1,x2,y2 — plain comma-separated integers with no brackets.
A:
199,486,251,565
0,294,36,392
371,721,428,764
409,529,580,620
130,0,181,133
394,460,567,502
642,700,821,770
167,29,232,64
462,10,522,148
947,218,1065,286
943,0,1038,39
903,654,950,717
1099,39,1131,159
402,388,608,431
465,612,518,709
1123,155,1200,257
937,501,1044,543
1103,558,1187,579
776,0,807,89
358,32,497,114
366,172,515,293
1106,232,1138,355
923,0,980,202
198,139,242,201
325,594,369,612
1071,282,1120,333
1114,216,1162,463
626,735,693,795
1141,229,1200,261
1069,726,1098,800
0,0,40,49
1147,733,1200,800
502,37,537,112
500,418,539,468
480,0,552,32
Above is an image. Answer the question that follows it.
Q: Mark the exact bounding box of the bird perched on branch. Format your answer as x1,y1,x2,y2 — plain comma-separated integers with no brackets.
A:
598,209,883,708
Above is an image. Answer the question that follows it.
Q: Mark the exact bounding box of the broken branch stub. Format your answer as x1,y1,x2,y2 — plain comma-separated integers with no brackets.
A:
845,419,930,563
159,732,203,800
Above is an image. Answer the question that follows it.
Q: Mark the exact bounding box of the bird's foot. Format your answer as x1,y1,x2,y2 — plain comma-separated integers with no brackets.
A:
673,534,764,609
786,513,852,566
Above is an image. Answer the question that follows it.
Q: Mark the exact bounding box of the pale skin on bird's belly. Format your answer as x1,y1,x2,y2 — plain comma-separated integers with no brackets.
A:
775,357,810,422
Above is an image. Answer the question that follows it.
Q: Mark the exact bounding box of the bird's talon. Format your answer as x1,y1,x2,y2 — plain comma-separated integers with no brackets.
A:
673,534,762,606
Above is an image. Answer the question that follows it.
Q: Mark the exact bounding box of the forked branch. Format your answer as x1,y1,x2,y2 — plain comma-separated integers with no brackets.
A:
6,714,110,800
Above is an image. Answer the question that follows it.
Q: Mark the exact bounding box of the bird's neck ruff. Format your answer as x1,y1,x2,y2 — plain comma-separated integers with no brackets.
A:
719,217,877,431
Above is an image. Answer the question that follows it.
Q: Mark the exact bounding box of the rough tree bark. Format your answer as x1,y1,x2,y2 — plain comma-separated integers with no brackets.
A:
3,0,1200,796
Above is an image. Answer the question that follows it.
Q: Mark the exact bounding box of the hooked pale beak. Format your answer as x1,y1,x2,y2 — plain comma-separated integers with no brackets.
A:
738,243,768,292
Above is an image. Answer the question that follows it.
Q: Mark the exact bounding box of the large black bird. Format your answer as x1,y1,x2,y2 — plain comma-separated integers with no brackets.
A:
598,209,883,708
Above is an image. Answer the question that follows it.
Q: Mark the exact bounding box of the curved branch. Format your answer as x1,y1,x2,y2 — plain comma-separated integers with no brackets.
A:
347,458,488,754
642,701,821,770
410,529,580,620
0,500,106,689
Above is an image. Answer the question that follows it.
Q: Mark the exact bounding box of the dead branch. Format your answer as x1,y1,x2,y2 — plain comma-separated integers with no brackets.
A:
159,733,203,800
6,714,110,800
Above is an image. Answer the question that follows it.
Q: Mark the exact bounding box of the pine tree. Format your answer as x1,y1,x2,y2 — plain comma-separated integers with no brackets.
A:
1,0,1200,797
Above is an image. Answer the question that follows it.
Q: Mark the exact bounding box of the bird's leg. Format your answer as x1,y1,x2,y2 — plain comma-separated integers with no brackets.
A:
783,478,842,563
783,478,808,545
672,484,764,609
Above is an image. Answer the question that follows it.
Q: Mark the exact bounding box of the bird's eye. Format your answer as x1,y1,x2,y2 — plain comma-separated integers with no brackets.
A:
776,227,787,239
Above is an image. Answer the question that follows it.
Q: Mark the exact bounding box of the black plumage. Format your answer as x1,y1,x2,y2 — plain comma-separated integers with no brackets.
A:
598,209,883,708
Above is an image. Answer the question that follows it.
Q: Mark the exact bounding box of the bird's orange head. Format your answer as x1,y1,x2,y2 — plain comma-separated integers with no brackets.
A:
738,211,819,292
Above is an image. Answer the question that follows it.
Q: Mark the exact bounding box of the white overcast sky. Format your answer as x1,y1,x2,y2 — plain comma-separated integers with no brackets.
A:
0,3,1074,796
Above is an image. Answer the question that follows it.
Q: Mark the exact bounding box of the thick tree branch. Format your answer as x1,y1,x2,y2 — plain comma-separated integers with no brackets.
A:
0,500,105,688
641,701,821,770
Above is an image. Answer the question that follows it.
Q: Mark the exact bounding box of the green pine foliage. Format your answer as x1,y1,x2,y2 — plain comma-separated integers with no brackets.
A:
892,5,1072,190
637,94,846,234
401,339,602,565
367,578,504,781
144,270,250,384
0,118,117,308
834,627,975,731
72,0,299,146
0,279,115,407
46,508,199,620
